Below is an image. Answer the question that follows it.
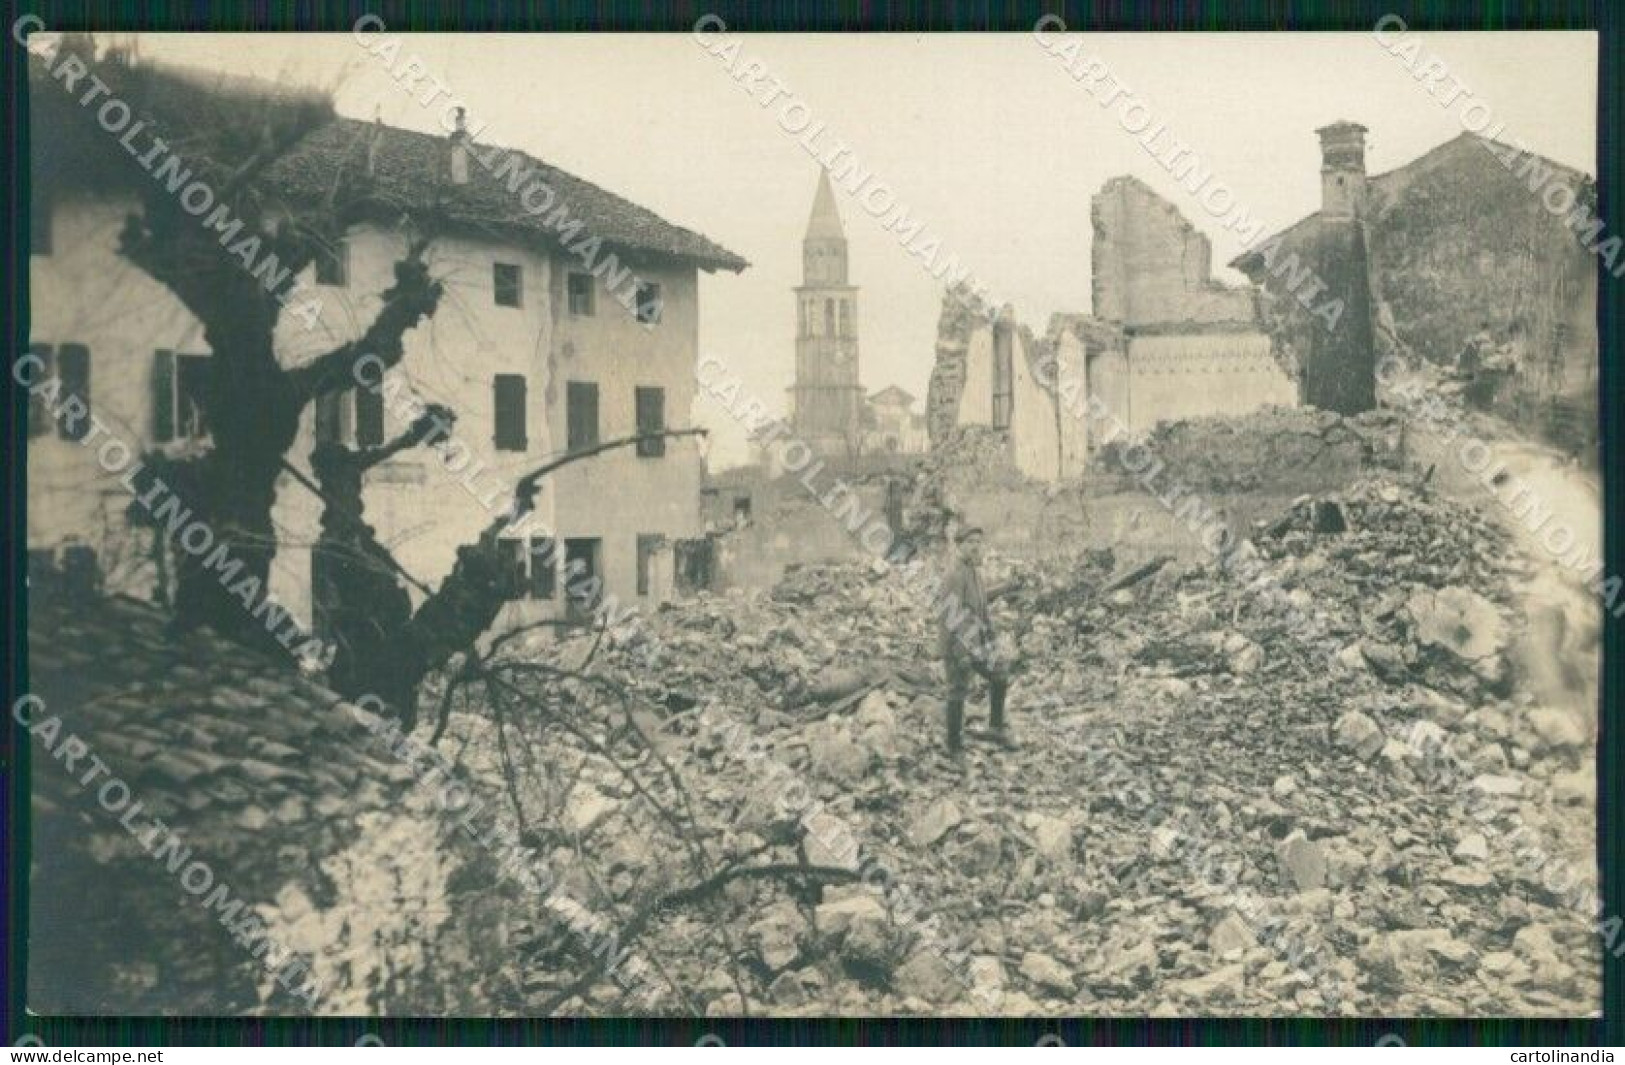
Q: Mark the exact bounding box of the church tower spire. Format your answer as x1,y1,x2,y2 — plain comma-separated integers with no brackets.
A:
789,168,863,457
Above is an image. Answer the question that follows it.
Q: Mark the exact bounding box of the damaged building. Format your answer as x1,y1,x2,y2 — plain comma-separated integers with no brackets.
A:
927,173,1299,483
1234,126,1598,454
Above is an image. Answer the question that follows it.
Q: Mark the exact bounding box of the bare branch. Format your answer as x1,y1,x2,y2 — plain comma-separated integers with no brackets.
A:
289,244,443,401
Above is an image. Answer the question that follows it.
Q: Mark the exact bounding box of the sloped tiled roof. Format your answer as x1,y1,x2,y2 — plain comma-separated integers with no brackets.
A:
31,52,746,274
25,593,471,1014
262,117,749,273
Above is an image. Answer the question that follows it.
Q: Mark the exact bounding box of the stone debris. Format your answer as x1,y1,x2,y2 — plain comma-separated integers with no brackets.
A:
1275,831,1327,892
408,468,1598,1018
1333,710,1384,760
1020,951,1077,997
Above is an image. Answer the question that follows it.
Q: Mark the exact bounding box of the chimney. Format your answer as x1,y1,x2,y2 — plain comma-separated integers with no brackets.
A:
366,106,383,178
449,106,470,185
1317,121,1368,222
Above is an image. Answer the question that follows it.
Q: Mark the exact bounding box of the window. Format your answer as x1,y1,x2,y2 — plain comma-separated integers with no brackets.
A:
636,534,663,596
528,538,557,600
30,187,50,256
567,381,599,450
634,386,665,457
493,374,528,452
153,350,211,442
315,389,352,445
567,272,595,316
635,281,662,325
497,537,527,601
27,343,52,438
315,239,349,287
355,384,385,449
55,344,90,442
992,322,1014,430
824,299,835,336
839,300,851,337
733,496,752,526
563,538,602,618
674,538,715,595
493,262,522,308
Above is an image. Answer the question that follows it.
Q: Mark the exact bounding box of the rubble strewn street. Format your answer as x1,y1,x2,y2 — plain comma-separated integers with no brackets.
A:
20,29,1603,1034
436,425,1599,1016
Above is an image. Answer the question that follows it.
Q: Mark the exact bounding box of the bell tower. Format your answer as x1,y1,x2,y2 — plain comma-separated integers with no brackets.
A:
789,168,863,457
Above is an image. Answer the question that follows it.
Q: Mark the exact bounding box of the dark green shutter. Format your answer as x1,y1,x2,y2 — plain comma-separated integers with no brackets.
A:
494,374,527,451
635,386,665,457
56,344,90,441
355,385,385,448
152,350,175,442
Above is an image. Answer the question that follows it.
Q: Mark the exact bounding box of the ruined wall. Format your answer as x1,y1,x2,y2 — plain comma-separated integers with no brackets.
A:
956,326,995,430
1091,177,1259,329
1370,136,1596,371
1009,327,1062,482
1084,177,1294,436
952,407,1399,566
1142,407,1400,493
1050,327,1091,476
925,288,984,446
926,180,1302,485
1237,135,1597,440
712,482,887,591
1123,330,1297,435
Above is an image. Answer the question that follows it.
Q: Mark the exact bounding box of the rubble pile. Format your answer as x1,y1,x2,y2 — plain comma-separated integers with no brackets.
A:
437,472,1597,1017
1112,407,1409,493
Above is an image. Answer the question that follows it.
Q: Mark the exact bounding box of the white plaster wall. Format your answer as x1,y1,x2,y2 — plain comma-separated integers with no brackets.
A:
1010,332,1060,483
28,192,212,600
1123,332,1296,435
546,258,703,609
271,221,558,627
1052,330,1091,478
956,326,994,428
1087,347,1131,450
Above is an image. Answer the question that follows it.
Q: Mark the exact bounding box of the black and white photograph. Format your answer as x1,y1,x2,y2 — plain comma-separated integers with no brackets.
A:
7,13,1614,1042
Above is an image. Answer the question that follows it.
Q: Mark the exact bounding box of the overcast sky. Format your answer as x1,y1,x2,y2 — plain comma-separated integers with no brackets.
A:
125,30,1597,467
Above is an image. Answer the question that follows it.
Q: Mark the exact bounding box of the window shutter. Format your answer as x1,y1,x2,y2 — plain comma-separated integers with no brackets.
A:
152,350,175,442
494,374,527,451
55,344,90,441
497,538,526,600
635,386,665,457
355,385,385,448
528,538,557,599
315,389,351,445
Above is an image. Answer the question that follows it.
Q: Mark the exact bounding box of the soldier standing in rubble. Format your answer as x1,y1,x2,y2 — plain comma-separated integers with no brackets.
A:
940,525,1010,757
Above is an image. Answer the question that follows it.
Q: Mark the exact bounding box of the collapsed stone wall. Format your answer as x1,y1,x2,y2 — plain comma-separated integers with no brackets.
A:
1134,406,1405,494
925,286,986,446
1091,177,1259,329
